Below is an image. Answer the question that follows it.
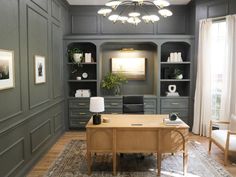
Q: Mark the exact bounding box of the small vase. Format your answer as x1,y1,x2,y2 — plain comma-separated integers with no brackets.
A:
176,74,183,80
73,53,83,63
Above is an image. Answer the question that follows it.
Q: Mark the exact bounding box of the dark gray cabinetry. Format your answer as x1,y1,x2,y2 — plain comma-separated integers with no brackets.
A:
160,97,189,124
144,96,157,114
104,97,123,114
68,98,91,128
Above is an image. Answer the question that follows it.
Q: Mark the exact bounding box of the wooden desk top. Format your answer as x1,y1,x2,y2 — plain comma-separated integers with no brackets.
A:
86,114,189,129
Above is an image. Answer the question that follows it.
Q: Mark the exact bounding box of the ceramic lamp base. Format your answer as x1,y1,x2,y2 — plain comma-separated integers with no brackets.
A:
93,114,101,125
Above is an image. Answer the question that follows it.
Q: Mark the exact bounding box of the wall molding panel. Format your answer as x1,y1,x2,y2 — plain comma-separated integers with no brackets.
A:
0,0,67,176
0,138,25,177
31,0,49,13
30,120,52,153
53,112,63,133
26,6,51,110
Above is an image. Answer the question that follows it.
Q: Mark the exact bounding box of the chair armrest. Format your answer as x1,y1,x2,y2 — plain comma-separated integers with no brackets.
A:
211,120,230,124
228,131,236,135
209,120,230,138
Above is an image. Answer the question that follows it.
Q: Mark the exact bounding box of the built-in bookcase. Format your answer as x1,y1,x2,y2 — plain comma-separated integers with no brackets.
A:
66,42,97,97
160,42,191,97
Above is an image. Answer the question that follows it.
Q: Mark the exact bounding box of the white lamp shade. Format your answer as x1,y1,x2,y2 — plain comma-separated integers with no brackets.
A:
89,97,105,113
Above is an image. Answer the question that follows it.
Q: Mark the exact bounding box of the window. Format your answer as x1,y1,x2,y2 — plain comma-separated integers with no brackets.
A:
210,21,226,119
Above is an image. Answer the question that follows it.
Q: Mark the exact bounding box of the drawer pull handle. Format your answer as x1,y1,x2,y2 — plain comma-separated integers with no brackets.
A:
79,103,86,106
172,103,179,105
80,113,86,115
80,122,87,124
111,103,119,106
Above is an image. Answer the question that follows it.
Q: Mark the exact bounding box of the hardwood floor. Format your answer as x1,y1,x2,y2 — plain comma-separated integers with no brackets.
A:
27,131,236,177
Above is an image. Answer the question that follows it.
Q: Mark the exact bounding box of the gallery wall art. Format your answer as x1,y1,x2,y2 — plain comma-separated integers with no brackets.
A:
34,55,46,84
0,49,14,90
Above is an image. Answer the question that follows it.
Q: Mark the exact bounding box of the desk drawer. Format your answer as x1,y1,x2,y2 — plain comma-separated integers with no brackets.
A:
69,99,89,109
161,98,189,109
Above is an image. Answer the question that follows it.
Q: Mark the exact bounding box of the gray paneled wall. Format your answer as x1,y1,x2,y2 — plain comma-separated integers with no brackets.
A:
0,0,70,176
69,5,193,35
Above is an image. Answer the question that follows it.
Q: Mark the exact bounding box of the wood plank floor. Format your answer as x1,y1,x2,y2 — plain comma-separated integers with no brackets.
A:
27,131,236,177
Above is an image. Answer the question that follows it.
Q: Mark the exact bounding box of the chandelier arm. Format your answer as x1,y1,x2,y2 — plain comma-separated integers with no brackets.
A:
114,1,134,10
139,5,151,16
142,1,161,10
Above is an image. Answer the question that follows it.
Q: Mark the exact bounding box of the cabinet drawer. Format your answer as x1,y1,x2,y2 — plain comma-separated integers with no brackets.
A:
144,98,157,109
69,99,89,109
69,109,91,117
104,97,122,108
104,108,123,114
69,118,89,128
161,98,189,109
144,108,156,114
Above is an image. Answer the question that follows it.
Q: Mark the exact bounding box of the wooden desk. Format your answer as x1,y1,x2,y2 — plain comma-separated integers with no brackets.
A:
86,114,189,176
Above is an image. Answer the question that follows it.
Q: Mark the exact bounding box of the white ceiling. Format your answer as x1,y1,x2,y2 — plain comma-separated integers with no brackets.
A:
67,0,191,5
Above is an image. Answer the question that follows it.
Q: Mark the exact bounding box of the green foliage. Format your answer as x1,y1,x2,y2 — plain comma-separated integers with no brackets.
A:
101,72,127,95
67,48,82,61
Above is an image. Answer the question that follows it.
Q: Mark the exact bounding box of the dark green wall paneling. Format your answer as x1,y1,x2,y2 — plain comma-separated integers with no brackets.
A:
27,7,50,109
70,5,192,35
0,0,22,122
0,0,70,176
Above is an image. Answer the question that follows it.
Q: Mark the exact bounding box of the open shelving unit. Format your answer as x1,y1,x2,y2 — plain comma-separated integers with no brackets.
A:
64,35,194,129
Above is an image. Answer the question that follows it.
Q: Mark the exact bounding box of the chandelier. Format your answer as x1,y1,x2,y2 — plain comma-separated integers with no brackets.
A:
97,0,173,25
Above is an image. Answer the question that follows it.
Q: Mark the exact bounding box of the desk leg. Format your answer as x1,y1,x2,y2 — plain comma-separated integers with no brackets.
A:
87,151,92,175
157,153,161,176
183,152,188,176
113,152,117,176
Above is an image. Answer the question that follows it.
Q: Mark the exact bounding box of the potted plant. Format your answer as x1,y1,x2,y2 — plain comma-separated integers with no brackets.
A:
101,72,127,95
174,68,183,79
67,48,83,64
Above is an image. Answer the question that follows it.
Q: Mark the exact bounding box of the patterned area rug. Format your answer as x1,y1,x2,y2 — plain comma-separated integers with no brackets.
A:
44,140,233,177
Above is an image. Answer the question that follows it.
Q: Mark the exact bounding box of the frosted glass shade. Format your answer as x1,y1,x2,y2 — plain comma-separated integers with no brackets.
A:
89,97,105,113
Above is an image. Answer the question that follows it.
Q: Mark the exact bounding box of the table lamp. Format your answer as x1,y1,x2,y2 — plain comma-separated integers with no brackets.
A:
89,97,105,125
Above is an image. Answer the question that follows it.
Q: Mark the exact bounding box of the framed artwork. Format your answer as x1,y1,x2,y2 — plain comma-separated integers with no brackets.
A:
34,55,46,84
0,49,14,90
111,57,146,80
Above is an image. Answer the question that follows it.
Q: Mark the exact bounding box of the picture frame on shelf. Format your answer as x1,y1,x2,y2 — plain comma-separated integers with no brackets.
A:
0,49,15,90
34,55,46,84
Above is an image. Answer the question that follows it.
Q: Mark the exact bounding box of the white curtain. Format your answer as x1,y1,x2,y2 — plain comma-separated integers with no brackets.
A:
193,19,213,136
220,15,236,121
193,15,236,136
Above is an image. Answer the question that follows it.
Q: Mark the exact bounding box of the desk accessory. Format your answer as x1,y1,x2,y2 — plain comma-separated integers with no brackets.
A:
90,97,105,125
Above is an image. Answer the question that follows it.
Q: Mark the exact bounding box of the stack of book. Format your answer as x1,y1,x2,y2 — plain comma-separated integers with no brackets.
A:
163,118,183,125
166,92,179,96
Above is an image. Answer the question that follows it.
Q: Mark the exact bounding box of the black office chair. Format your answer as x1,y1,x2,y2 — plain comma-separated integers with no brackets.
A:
123,96,144,114
122,96,145,159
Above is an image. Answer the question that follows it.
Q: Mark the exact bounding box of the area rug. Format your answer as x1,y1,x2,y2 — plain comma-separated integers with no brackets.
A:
44,140,233,177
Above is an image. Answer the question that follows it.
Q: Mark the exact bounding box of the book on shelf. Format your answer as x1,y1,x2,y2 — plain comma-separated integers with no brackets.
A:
163,118,183,125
